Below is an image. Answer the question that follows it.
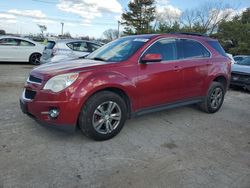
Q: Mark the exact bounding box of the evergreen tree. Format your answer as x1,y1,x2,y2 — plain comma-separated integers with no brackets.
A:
122,0,156,35
214,8,250,55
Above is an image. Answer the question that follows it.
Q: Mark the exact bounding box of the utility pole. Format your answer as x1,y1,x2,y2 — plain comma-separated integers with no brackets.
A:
117,20,120,38
61,22,64,36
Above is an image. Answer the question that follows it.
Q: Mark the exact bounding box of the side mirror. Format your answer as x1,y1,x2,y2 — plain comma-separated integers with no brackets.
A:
141,53,162,63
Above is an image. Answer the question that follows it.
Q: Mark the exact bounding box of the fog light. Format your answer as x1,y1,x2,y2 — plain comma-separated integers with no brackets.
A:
49,108,59,119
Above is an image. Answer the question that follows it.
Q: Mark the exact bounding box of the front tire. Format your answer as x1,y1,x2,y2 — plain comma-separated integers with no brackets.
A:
78,91,127,141
29,53,41,65
200,82,225,113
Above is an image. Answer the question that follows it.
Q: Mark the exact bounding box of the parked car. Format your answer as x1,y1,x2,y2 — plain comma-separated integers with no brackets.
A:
226,53,236,64
233,55,249,63
40,39,102,64
0,36,44,64
20,33,231,140
231,57,250,91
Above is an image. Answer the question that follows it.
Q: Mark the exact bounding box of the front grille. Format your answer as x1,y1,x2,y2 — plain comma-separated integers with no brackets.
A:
24,89,36,100
28,75,42,84
231,73,250,83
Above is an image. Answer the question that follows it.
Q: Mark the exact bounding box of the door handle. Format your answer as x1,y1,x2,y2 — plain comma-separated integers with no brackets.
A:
173,66,182,71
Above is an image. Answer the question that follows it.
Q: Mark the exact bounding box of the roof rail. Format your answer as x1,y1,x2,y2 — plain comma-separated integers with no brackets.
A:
170,32,208,37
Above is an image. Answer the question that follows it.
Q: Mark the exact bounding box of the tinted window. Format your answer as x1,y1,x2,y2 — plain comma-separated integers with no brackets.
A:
87,43,101,52
0,38,19,46
233,57,243,62
46,41,55,49
144,39,177,61
178,39,210,59
67,42,88,52
207,41,226,57
238,57,250,66
20,40,35,46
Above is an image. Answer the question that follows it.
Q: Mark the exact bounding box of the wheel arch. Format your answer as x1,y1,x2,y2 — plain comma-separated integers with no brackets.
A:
212,75,228,90
29,52,42,64
86,87,132,118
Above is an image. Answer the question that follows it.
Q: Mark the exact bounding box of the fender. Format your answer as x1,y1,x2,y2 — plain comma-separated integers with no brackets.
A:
71,70,139,114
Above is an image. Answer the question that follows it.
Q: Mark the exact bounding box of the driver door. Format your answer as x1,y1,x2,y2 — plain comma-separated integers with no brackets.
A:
136,38,184,109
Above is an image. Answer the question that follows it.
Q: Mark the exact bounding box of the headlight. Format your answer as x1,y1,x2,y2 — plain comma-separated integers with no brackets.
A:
44,73,79,92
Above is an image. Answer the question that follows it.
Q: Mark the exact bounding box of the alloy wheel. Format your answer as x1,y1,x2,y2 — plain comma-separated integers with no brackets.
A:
210,87,223,109
31,54,41,65
92,101,122,134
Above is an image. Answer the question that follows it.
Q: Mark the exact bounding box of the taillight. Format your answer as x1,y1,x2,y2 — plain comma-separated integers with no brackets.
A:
52,48,58,57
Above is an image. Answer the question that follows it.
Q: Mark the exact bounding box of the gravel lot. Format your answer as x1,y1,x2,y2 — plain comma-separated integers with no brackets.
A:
0,63,250,188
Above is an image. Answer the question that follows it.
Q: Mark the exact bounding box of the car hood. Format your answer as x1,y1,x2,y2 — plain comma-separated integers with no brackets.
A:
32,59,110,78
232,64,250,74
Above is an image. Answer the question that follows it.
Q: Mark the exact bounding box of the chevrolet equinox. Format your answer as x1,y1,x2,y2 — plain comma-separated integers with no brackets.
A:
20,33,231,140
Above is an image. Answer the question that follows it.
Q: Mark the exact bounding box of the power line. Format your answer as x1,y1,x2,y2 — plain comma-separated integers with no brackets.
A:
32,0,57,4
0,11,118,26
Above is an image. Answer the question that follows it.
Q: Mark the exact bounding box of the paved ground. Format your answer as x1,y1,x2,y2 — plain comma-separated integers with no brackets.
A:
0,63,250,188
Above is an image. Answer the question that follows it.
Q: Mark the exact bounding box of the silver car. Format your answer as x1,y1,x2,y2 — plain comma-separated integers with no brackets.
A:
40,39,102,64
233,55,249,63
231,57,250,91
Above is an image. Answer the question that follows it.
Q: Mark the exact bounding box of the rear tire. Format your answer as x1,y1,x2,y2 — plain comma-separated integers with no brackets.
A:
29,53,41,65
78,91,127,141
200,82,225,113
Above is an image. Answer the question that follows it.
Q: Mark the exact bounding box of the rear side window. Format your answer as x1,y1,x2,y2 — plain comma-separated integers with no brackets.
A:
0,38,19,46
178,39,210,59
67,42,88,52
207,41,227,57
46,41,55,49
144,39,177,61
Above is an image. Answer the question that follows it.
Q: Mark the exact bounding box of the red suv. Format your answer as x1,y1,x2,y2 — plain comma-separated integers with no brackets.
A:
20,33,231,140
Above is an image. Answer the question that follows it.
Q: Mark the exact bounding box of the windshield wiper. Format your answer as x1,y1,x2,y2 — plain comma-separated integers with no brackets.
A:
90,57,107,61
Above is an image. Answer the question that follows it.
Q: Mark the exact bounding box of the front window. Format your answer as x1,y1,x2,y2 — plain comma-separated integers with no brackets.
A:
67,42,88,52
87,43,101,52
144,39,177,61
86,37,149,62
20,40,35,46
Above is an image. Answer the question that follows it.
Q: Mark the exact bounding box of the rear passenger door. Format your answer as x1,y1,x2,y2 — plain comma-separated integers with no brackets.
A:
0,38,19,61
16,40,36,61
177,39,211,98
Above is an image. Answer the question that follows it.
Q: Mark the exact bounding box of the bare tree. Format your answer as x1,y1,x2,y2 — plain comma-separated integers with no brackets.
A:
180,1,234,34
103,29,119,41
37,24,47,36
180,9,198,29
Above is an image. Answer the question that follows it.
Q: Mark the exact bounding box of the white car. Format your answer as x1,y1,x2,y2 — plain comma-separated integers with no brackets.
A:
40,39,102,64
0,36,44,64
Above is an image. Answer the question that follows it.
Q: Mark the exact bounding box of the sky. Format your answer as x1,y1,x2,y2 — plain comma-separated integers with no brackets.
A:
0,0,249,38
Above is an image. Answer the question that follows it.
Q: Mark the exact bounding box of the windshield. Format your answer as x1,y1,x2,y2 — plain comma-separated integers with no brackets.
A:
238,57,250,66
46,41,55,49
86,37,149,62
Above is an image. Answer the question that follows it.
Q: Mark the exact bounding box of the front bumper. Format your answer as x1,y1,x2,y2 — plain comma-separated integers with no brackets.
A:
230,72,250,90
19,89,78,132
